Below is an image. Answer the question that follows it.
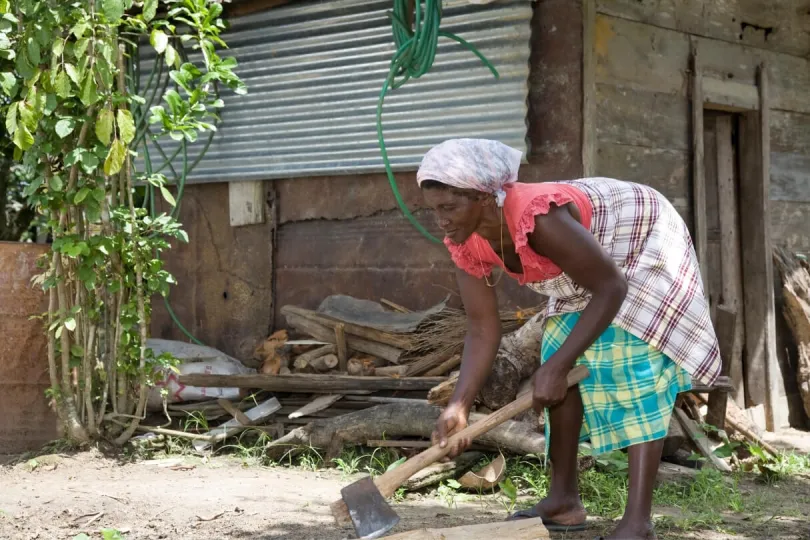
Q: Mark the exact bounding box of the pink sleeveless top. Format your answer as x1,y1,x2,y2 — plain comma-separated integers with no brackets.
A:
445,182,593,285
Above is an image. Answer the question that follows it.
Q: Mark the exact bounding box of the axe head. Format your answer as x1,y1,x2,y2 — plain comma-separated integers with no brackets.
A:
340,476,400,539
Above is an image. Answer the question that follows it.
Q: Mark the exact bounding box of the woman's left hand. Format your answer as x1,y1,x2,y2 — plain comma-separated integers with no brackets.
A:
532,363,571,413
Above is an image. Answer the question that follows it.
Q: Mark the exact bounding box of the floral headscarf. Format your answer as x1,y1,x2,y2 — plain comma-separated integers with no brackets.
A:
416,138,523,206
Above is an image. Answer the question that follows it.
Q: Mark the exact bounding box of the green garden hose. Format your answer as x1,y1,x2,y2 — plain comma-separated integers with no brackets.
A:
377,0,500,243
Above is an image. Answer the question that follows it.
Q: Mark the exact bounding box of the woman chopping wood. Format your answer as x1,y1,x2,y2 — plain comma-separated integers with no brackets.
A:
419,139,721,540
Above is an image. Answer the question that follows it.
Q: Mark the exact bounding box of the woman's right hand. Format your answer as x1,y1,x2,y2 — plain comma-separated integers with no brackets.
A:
431,401,470,458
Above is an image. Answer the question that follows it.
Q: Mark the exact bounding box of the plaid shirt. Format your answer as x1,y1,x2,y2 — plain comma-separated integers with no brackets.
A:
524,178,721,385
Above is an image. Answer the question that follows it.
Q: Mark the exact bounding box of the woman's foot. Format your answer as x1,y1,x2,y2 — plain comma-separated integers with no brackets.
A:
602,517,656,539
507,494,587,529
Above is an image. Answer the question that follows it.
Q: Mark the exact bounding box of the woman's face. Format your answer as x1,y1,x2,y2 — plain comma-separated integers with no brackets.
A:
421,186,486,244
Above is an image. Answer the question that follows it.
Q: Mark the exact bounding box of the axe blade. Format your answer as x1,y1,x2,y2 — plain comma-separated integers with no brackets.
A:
340,476,400,539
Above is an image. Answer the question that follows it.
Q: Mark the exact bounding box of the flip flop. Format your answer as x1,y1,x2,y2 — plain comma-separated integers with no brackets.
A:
506,507,587,531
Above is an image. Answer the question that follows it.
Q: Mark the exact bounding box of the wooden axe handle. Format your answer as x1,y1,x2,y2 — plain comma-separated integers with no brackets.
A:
331,364,590,523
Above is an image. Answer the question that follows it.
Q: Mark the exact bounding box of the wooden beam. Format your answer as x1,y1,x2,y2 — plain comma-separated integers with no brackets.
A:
582,0,596,176
703,78,759,113
228,181,265,227
714,115,746,407
690,41,708,289
706,305,736,430
179,373,447,393
384,517,550,540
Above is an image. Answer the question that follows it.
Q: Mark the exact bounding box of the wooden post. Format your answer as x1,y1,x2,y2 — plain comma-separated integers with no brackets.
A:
706,305,736,431
714,116,746,406
690,41,708,289
229,181,265,227
581,0,596,177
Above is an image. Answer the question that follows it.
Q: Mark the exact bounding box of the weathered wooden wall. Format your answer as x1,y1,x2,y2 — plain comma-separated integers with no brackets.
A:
151,0,583,359
590,0,810,427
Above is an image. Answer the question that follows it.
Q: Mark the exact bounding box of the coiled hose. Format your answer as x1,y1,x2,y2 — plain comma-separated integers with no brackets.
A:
377,0,499,243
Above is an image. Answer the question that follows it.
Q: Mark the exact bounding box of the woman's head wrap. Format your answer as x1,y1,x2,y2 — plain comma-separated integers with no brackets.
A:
416,138,523,206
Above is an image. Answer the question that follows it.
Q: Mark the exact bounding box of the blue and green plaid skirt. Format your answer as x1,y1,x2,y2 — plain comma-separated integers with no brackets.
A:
542,312,692,456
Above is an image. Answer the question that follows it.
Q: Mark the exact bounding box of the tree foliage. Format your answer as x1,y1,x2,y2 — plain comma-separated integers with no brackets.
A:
1,0,245,444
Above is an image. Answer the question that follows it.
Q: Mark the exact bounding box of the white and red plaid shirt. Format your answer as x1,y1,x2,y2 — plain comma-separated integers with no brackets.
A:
525,178,721,385
446,177,722,385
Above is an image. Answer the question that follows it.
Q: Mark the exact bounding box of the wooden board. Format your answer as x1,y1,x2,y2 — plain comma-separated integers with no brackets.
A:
582,0,596,176
771,153,810,203
771,110,810,154
228,181,265,227
691,43,708,288
595,143,689,200
384,517,549,540
288,394,343,419
771,200,810,255
178,373,447,393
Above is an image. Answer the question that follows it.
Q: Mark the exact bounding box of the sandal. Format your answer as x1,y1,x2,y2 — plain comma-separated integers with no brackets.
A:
506,507,587,531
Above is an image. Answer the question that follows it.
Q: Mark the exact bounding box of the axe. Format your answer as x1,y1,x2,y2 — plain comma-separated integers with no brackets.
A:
330,364,590,539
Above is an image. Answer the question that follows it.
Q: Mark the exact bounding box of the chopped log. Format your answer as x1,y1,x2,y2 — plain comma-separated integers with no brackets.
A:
375,365,409,377
279,366,291,375
384,517,549,540
294,345,335,366
424,354,462,377
294,353,338,373
428,374,458,406
282,305,413,351
288,394,344,419
458,454,506,491
334,323,348,372
773,248,810,418
405,347,460,377
283,310,403,363
265,402,547,460
403,452,484,491
179,373,447,394
674,407,732,472
347,357,376,376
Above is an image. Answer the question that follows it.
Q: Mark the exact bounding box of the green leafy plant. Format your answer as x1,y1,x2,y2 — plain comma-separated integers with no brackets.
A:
1,0,245,445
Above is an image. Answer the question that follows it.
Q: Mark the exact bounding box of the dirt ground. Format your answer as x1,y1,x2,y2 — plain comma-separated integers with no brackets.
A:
0,449,808,540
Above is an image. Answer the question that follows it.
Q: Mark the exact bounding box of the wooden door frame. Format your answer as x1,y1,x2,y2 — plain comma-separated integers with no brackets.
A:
691,41,786,431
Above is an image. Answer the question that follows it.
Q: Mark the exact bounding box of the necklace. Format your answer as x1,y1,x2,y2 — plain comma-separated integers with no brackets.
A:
474,205,506,288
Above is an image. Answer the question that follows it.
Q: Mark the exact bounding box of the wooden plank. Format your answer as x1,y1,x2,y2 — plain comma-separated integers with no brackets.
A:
706,306,737,430
691,42,708,289
771,200,810,255
582,0,596,176
282,305,413,350
192,397,281,452
288,394,343,419
674,407,732,472
771,111,810,154
405,347,460,377
596,84,689,151
714,115,746,407
384,517,550,540
179,373,447,393
228,181,265,227
771,153,810,203
596,143,689,200
217,398,252,426
703,78,760,112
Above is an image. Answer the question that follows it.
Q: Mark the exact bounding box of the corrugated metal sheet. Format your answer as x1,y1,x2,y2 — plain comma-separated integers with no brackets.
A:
138,0,532,182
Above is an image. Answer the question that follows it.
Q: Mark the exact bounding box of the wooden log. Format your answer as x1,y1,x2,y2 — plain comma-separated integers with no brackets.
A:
403,452,484,491
428,374,458,406
706,306,736,430
405,347,460,377
179,373,447,393
294,344,335,365
334,323,348,372
282,305,413,351
424,354,461,377
288,394,343,420
375,365,410,377
384,517,550,540
265,402,548,461
283,310,404,363
674,407,732,472
347,357,376,376
294,352,339,373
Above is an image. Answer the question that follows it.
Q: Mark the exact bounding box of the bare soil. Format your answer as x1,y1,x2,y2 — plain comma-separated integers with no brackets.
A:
0,450,807,540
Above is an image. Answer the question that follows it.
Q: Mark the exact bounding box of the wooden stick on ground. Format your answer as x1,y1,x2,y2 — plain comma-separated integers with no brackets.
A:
384,517,550,540
288,394,343,420
674,407,732,472
217,399,251,425
425,354,462,377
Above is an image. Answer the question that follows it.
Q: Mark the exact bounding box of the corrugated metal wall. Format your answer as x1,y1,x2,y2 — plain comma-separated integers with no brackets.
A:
139,0,532,182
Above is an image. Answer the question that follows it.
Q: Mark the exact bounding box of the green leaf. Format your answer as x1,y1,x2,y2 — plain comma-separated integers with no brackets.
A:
498,478,517,500
70,345,84,357
74,38,90,59
165,44,177,68
0,71,14,96
80,72,98,106
445,479,462,489
92,187,106,202
74,187,91,203
5,100,16,134
64,63,80,86
143,0,157,22
54,69,71,98
95,108,114,145
55,118,74,138
49,175,63,191
117,109,135,144
102,0,125,21
13,124,33,150
159,185,176,207
44,93,57,116
150,29,168,54
71,21,89,39
52,39,65,57
26,37,40,65
104,138,126,176
64,318,76,332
